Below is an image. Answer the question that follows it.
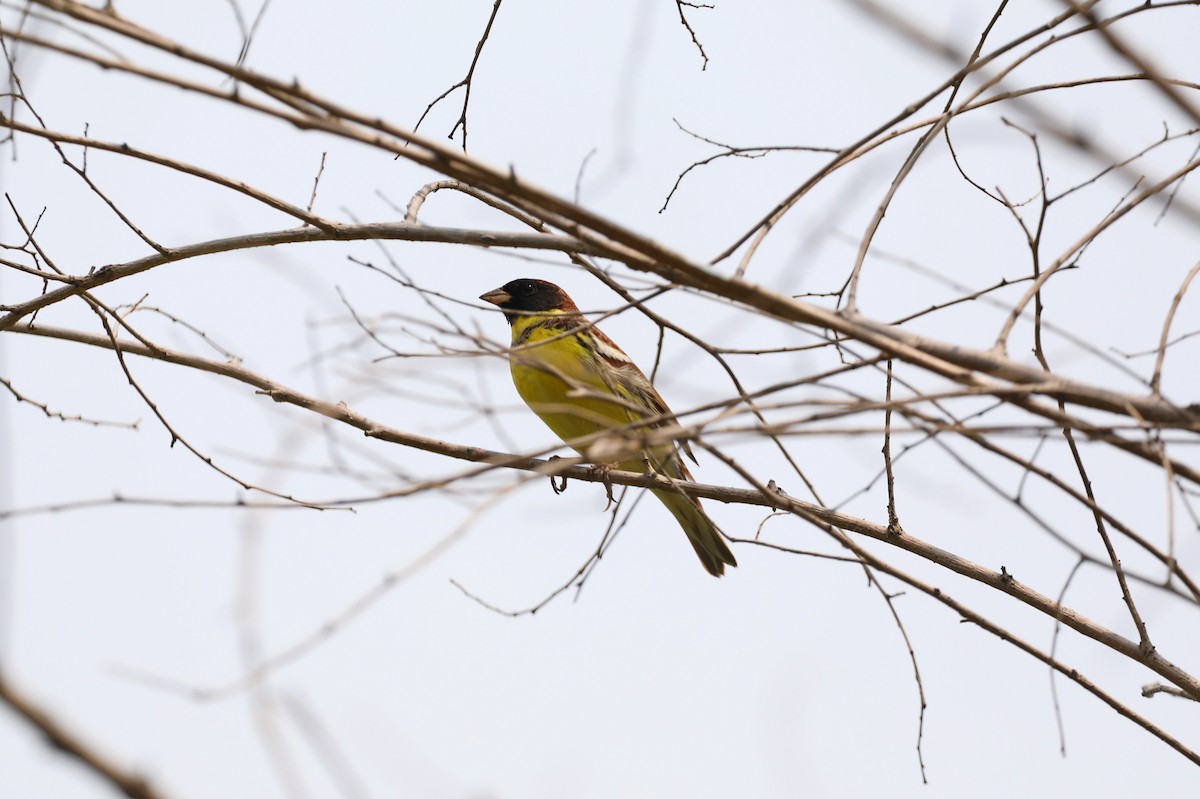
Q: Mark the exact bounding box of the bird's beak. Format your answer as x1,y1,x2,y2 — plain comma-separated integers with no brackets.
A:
479,288,511,306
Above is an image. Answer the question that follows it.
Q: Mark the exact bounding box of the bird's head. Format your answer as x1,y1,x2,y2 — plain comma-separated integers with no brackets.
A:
480,279,581,325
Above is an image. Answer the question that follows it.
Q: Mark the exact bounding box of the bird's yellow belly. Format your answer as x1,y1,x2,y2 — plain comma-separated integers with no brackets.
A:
507,326,654,471
511,359,630,454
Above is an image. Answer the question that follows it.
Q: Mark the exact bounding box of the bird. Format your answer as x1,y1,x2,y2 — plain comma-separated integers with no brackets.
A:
480,278,737,576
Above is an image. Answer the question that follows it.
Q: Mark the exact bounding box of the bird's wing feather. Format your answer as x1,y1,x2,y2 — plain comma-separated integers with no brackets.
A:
588,327,699,471
514,313,697,472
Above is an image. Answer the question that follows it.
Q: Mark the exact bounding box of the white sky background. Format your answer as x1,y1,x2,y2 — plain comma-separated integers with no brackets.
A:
1,0,1199,797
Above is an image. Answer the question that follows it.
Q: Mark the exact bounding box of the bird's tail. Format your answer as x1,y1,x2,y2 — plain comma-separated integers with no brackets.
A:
652,488,738,577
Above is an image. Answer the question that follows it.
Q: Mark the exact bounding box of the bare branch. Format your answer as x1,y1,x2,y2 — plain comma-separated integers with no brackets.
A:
412,0,504,151
674,0,713,70
0,672,171,799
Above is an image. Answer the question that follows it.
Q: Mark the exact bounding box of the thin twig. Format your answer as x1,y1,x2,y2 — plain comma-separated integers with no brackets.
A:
673,1,713,69
412,0,504,151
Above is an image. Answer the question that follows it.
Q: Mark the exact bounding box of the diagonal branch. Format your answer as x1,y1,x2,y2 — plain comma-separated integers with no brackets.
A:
0,223,596,330
0,671,171,799
412,0,504,151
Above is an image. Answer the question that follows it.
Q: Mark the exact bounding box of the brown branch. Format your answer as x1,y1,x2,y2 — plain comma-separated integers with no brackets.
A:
845,0,1010,305
1142,682,1200,701
917,412,1200,604
674,1,713,70
0,671,170,799
882,360,901,534
714,1,1091,271
847,0,1200,229
82,296,331,507
869,554,1200,767
412,0,504,151
0,374,138,428
1151,258,1200,395
1,65,168,255
0,115,337,231
10,321,1200,703
707,443,1200,765
0,494,333,521
995,153,1200,350
661,118,839,212
1062,420,1155,653
0,223,596,329
1058,0,1200,127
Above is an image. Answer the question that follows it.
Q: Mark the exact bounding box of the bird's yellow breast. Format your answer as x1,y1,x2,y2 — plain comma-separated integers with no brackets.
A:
508,316,642,466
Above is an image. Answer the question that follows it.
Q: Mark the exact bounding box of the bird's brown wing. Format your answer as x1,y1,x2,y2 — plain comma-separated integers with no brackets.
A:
585,326,699,471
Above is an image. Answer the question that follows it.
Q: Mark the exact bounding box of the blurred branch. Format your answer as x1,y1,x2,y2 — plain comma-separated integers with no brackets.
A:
0,494,338,521
848,0,1200,227
1059,0,1200,127
718,1,1200,272
0,671,170,799
1151,258,1200,394
1143,682,1200,701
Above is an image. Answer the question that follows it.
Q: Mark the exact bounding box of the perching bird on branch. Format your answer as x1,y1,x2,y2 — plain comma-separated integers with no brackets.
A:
480,278,736,577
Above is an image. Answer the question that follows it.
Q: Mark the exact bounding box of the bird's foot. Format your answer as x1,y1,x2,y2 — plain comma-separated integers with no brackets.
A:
547,455,568,495
587,462,617,510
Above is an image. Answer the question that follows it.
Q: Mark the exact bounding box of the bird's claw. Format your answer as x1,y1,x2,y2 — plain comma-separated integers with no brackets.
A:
587,462,617,510
548,455,568,495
